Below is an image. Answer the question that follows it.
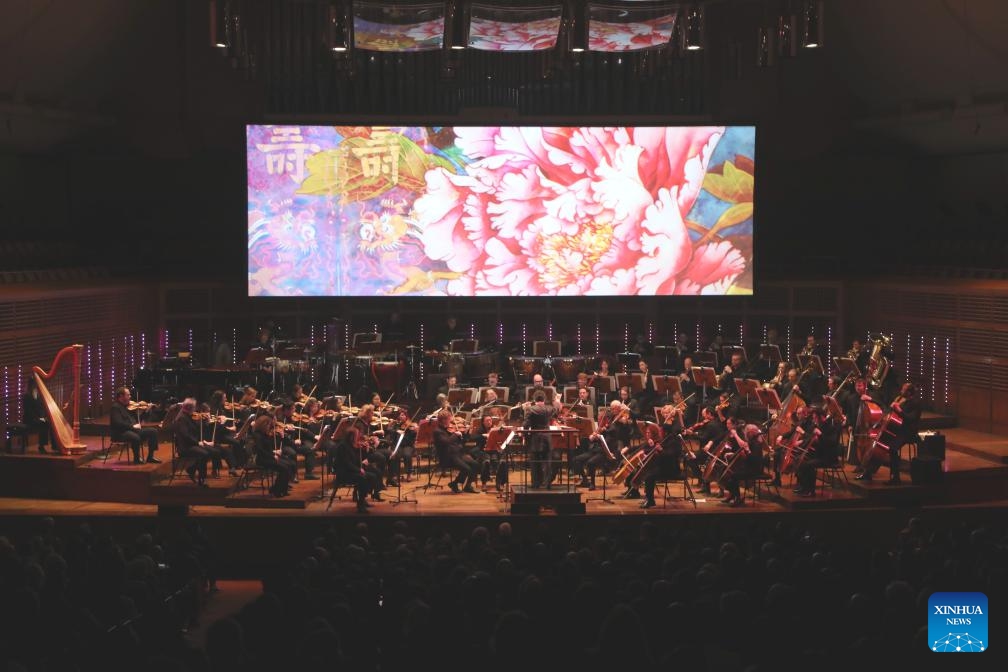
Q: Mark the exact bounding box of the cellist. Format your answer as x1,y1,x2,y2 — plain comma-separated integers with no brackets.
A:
855,382,921,484
573,399,631,491
794,405,841,496
719,423,767,507
633,403,685,509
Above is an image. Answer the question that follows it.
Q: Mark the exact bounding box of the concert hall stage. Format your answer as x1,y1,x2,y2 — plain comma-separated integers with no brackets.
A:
1,420,1005,520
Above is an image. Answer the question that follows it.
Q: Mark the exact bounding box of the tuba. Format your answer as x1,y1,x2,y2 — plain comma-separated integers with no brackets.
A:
866,333,892,390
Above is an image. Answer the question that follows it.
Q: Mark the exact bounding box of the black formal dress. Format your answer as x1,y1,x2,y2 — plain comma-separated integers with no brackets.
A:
21,390,51,452
522,403,555,488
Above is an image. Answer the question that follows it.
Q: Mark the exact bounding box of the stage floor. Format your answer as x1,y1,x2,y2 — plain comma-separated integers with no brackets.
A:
0,425,1005,518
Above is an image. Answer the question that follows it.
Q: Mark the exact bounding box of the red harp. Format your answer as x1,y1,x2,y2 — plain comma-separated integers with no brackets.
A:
32,344,87,455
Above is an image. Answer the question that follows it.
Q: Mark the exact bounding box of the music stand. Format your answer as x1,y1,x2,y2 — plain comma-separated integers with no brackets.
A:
755,388,783,424
692,366,717,408
586,431,617,505
734,378,762,405
389,430,417,506
652,374,681,400
616,372,645,394
759,344,783,364
590,375,617,405
798,354,824,377
524,385,557,404
833,357,861,382
448,388,477,407
616,352,641,373
722,345,748,364
693,350,718,368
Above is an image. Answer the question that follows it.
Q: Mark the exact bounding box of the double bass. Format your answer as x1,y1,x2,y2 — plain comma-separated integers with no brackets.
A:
860,395,903,470
849,398,885,464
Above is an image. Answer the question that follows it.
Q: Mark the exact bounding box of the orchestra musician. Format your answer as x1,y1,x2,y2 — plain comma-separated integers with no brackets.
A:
848,338,871,375
682,405,726,495
21,377,51,454
332,412,378,513
207,390,248,467
433,409,478,493
110,387,160,465
195,400,240,477
469,414,500,491
635,359,657,416
276,401,319,481
171,398,214,486
564,387,594,419
384,408,418,484
635,403,685,509
346,405,387,501
719,423,767,506
291,384,310,405
716,351,750,394
772,404,812,487
794,405,842,496
478,387,500,408
250,414,295,498
712,391,740,426
573,399,633,490
616,385,640,420
437,374,459,397
855,382,922,484
677,356,699,420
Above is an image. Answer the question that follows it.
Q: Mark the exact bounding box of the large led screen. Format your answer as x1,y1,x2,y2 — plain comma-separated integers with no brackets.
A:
247,125,755,297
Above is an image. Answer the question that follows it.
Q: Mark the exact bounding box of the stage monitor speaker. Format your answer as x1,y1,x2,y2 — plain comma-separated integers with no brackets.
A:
910,456,943,485
919,432,946,460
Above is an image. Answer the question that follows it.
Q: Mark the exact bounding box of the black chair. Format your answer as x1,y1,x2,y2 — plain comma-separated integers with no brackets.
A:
816,462,848,495
168,436,202,485
5,423,29,454
237,453,277,495
743,472,780,505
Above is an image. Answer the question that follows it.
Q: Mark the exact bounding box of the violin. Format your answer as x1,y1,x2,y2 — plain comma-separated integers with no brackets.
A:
127,400,155,412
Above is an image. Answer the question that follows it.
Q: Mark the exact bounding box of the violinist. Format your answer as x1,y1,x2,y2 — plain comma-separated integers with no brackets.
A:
110,387,160,465
250,414,294,498
856,382,921,484
292,384,310,406
195,400,240,477
386,408,418,483
433,409,477,493
574,399,632,491
719,423,767,506
682,405,726,495
616,385,640,420
794,405,841,496
237,386,260,409
331,413,378,513
635,403,685,509
712,391,740,425
469,414,500,491
276,401,319,481
171,399,213,486
346,404,387,501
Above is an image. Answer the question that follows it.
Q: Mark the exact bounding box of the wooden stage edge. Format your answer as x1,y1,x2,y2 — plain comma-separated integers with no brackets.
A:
0,424,1006,519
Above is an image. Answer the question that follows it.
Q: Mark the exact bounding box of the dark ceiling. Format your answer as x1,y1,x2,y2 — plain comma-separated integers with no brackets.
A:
1,0,1006,278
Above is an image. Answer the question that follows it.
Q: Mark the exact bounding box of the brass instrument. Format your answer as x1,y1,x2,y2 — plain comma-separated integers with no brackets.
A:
866,333,892,390
763,362,787,390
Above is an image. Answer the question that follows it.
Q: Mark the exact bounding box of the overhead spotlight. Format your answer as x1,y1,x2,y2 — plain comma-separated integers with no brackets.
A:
683,4,704,51
570,3,588,53
449,1,469,50
327,1,349,52
801,0,823,48
210,0,229,49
